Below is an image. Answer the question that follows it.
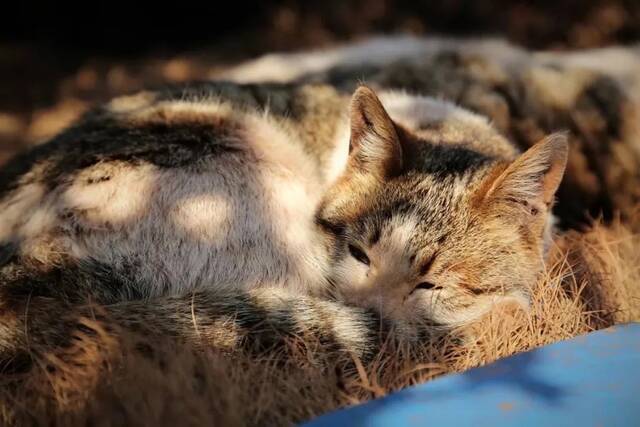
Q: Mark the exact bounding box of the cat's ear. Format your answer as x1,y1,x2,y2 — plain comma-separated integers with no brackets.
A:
347,85,402,179
482,133,568,214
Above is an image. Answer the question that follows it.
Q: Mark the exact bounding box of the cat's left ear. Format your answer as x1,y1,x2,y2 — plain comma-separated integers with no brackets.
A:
482,133,568,215
347,85,403,179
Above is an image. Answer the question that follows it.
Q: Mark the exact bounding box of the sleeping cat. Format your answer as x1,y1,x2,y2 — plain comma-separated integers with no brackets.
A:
0,80,567,334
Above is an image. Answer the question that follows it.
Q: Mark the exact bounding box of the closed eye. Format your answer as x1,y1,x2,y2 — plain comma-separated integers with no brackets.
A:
348,244,370,266
413,281,441,292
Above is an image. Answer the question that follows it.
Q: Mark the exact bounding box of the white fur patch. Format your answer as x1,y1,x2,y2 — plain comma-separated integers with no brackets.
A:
107,91,157,114
171,193,232,243
63,162,159,226
381,215,419,259
379,91,491,130
245,116,330,294
0,182,50,242
324,118,351,186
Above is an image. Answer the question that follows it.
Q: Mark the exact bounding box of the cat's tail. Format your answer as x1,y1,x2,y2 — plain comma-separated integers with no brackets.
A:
105,287,393,357
0,281,409,368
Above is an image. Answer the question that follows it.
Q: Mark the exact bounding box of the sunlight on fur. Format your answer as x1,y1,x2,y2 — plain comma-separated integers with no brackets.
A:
1,218,637,426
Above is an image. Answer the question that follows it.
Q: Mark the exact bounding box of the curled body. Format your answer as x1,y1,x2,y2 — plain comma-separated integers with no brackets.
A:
0,78,567,336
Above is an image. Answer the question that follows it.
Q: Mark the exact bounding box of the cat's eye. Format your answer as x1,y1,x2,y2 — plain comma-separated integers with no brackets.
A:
348,244,370,266
414,281,440,292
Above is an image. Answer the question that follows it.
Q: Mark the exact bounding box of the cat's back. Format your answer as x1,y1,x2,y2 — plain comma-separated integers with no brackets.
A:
0,82,340,298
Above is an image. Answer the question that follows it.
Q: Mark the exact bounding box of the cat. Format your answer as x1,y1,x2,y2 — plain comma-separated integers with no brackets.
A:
0,78,567,342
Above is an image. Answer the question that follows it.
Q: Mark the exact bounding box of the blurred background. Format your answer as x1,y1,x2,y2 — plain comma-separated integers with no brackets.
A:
1,0,639,165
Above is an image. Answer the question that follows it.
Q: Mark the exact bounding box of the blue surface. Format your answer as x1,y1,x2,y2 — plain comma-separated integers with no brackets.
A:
304,323,640,427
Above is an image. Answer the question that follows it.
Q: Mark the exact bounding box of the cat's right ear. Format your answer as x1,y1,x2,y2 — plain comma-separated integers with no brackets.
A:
347,86,403,180
480,133,568,216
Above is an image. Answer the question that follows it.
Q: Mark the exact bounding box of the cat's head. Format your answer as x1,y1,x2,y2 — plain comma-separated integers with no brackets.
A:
317,86,568,328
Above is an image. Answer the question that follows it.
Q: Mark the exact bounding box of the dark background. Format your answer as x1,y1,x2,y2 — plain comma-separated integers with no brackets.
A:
1,0,639,164
5,1,640,52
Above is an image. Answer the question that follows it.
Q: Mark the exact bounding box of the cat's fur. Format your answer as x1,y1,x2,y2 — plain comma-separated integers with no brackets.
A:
0,83,345,301
0,80,566,346
0,36,581,364
223,35,640,228
0,283,392,359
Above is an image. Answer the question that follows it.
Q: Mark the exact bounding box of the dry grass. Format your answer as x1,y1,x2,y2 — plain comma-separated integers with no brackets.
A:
0,217,638,426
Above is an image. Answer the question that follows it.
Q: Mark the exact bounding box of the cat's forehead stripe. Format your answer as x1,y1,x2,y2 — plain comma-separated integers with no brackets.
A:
419,255,436,276
369,227,381,245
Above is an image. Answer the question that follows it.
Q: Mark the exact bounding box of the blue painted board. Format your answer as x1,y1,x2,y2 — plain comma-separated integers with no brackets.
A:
304,323,640,427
